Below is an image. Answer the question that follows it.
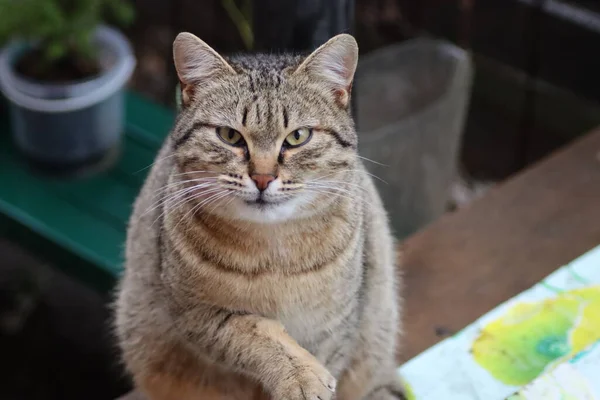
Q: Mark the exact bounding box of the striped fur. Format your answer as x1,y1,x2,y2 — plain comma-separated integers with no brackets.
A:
115,33,404,400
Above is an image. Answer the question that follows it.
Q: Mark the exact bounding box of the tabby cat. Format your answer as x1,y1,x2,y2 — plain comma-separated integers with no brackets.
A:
115,32,404,400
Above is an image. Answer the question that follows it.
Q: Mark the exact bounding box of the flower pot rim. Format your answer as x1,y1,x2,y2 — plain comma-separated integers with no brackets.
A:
0,25,136,113
356,37,473,144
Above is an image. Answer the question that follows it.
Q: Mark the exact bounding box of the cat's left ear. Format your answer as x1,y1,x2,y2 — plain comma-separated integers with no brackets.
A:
173,32,236,106
294,34,358,108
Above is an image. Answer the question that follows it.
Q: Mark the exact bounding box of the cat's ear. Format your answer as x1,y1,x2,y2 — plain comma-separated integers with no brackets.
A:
294,34,358,108
173,32,236,106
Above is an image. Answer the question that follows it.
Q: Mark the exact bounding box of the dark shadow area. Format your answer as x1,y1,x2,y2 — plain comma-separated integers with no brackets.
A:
0,239,131,400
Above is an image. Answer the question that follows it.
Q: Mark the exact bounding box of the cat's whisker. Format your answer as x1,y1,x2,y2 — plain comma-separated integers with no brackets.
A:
308,180,369,192
307,185,356,198
171,171,220,178
206,191,235,215
306,182,369,201
148,188,213,221
153,182,217,201
357,155,388,167
313,169,363,182
144,182,217,216
362,171,388,185
313,169,388,185
222,194,237,209
202,191,232,210
150,178,219,202
169,190,230,231
133,153,179,174
150,179,215,201
151,187,224,227
144,188,194,217
155,177,219,193
167,190,225,229
312,170,353,182
161,180,217,197
170,201,204,231
166,187,224,213
307,181,361,195
301,189,358,210
193,189,234,212
303,187,360,205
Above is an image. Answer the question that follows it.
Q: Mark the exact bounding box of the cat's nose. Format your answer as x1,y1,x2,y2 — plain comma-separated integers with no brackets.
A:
251,174,276,192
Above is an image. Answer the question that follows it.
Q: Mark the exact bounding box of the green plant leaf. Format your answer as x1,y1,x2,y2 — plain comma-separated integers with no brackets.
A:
105,0,135,26
45,40,67,61
221,0,253,50
0,0,135,66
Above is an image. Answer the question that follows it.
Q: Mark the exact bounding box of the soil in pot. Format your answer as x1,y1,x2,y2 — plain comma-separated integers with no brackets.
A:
15,49,101,83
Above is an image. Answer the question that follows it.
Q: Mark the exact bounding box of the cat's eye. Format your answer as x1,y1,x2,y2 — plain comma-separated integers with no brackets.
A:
284,128,312,148
217,127,244,146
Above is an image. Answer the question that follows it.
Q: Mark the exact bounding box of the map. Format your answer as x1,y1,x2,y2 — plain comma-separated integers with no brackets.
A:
398,245,600,399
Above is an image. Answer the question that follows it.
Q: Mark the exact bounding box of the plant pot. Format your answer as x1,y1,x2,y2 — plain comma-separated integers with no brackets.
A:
0,26,136,175
355,38,473,239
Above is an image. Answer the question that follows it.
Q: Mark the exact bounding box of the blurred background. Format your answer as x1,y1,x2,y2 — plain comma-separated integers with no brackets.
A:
0,0,599,399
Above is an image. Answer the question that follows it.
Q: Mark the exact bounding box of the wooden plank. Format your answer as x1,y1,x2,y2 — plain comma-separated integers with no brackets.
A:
0,154,125,277
398,127,600,363
0,92,170,290
125,91,174,146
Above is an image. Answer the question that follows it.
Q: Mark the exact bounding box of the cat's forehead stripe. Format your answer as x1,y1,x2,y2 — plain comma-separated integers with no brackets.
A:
227,53,304,89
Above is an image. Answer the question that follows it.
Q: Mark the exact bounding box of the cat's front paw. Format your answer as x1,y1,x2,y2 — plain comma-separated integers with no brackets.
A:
271,364,336,400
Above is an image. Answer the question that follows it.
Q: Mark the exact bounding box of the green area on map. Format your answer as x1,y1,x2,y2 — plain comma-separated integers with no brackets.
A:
472,286,600,386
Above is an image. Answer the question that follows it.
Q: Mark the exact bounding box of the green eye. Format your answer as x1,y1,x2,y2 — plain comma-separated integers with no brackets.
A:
217,127,244,146
285,128,312,147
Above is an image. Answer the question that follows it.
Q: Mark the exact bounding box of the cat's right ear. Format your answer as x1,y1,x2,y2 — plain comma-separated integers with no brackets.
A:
294,34,358,108
173,32,236,106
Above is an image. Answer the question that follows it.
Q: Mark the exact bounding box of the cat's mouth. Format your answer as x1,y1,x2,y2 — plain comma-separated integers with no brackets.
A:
245,198,267,205
244,196,286,208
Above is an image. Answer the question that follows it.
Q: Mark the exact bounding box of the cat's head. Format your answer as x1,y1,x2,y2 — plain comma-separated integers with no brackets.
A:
169,32,359,223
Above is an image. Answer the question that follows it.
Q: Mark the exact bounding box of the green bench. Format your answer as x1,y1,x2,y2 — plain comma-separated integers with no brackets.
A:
0,92,174,292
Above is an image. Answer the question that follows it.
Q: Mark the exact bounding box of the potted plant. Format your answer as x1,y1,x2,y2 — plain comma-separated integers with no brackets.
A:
0,0,135,174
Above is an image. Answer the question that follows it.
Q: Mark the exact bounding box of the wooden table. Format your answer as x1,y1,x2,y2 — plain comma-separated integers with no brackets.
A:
397,127,600,363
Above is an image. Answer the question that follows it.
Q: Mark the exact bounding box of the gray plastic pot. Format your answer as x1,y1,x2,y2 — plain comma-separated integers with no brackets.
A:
355,38,473,239
0,26,135,172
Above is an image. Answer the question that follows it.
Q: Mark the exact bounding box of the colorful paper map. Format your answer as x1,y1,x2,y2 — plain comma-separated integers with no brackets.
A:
397,245,600,399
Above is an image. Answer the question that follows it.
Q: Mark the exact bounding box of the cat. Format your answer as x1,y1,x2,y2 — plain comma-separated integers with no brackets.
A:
114,32,404,400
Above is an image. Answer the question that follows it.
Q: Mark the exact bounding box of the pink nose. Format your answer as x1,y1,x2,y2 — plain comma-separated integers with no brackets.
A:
251,174,276,191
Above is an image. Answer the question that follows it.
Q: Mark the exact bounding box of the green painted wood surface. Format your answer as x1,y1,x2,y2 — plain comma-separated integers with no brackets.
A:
0,92,174,291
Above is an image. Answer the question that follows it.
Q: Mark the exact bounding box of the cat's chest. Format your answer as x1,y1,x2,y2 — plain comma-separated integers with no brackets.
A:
206,258,362,342
175,238,363,336
165,213,364,339
200,253,359,309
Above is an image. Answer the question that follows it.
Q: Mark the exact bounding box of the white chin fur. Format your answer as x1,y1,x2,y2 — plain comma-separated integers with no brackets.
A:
235,201,299,223
214,194,319,224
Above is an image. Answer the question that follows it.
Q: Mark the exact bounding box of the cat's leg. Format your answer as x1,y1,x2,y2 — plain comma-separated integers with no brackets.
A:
333,300,405,400
335,353,406,400
128,338,225,400
171,308,337,400
137,373,223,400
334,266,403,399
127,335,263,400
117,302,257,400
138,371,264,400
361,383,407,400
